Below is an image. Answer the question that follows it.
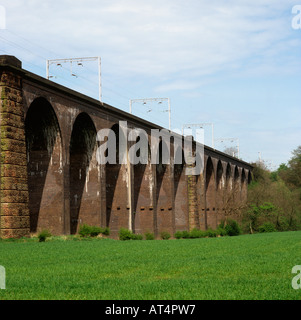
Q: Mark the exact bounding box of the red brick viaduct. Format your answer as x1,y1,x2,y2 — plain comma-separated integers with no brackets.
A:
0,55,253,239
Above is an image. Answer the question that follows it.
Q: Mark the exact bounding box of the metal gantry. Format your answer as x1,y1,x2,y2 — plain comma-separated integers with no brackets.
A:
46,56,102,102
215,138,240,158
182,123,214,148
129,98,171,130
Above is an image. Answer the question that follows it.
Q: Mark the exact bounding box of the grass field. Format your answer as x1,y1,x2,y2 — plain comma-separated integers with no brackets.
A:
0,231,300,300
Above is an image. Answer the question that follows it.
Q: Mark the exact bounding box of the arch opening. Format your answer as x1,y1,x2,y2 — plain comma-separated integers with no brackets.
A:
156,140,173,235
205,157,216,229
69,113,98,234
25,97,63,234
174,146,188,231
105,123,128,235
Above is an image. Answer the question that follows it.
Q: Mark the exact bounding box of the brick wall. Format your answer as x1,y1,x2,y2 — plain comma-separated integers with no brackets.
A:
0,57,30,238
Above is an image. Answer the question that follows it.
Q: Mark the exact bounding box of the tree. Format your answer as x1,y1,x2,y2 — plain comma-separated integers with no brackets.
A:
223,146,238,158
286,146,301,188
243,156,301,233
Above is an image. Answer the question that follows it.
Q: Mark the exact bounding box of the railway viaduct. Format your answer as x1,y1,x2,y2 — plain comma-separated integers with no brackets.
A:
0,55,253,239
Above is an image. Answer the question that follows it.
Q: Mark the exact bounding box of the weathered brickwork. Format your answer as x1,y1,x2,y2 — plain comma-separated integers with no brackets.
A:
0,55,253,239
0,56,30,238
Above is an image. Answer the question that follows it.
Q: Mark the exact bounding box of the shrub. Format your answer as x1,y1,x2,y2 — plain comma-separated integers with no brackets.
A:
38,230,52,242
205,229,217,238
79,224,110,237
131,234,143,240
78,224,93,237
189,229,206,239
118,228,143,240
181,231,190,239
258,222,277,233
216,227,227,237
145,232,155,240
174,231,183,239
225,219,241,236
160,231,171,240
102,227,110,236
276,217,289,232
90,226,103,237
189,229,200,238
119,228,133,241
218,220,226,229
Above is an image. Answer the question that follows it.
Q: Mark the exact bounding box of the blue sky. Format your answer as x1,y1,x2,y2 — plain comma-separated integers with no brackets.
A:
0,0,300,169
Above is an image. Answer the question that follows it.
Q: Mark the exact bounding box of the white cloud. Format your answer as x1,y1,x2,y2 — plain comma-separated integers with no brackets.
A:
0,0,300,166
2,0,299,81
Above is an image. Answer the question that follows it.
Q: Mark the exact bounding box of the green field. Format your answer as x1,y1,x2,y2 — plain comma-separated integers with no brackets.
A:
0,231,300,300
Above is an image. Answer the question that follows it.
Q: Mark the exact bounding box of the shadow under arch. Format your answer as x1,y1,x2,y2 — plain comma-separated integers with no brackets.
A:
234,166,240,190
156,140,168,205
25,97,62,234
105,123,127,231
132,134,152,233
155,139,173,235
241,168,246,189
205,156,216,229
226,163,232,189
216,160,223,190
248,170,252,185
216,160,224,224
69,112,97,234
174,145,189,231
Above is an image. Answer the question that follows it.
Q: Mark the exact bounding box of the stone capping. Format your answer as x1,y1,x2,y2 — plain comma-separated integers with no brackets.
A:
0,55,22,69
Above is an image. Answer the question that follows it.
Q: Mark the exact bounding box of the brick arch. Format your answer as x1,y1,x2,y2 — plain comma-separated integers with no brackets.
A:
174,145,189,231
132,131,153,234
233,165,241,204
216,160,224,225
216,160,223,190
105,123,128,236
226,163,232,189
25,97,64,235
241,168,246,188
241,168,248,203
156,139,173,236
205,156,216,229
248,169,252,184
69,112,99,234
234,165,240,184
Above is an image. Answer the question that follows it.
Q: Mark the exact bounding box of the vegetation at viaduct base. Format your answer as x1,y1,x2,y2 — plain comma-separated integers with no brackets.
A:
244,145,301,234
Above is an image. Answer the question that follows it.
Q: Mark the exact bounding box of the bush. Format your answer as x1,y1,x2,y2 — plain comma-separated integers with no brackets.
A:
216,227,227,237
174,231,183,239
160,231,171,240
79,224,93,237
145,232,155,240
258,222,277,233
79,224,110,237
189,229,200,238
190,229,206,239
181,231,190,239
205,229,217,238
276,217,289,232
90,226,103,237
119,228,133,241
118,228,143,241
38,230,52,242
225,219,241,236
132,234,143,240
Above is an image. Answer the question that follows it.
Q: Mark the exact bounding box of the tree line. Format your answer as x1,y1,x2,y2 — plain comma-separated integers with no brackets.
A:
241,146,301,233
